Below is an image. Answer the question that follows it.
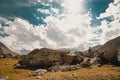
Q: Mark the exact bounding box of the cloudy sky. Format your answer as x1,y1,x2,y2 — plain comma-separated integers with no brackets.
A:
0,0,120,54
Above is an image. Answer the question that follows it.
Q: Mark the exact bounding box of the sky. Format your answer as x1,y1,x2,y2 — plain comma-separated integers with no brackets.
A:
0,0,120,54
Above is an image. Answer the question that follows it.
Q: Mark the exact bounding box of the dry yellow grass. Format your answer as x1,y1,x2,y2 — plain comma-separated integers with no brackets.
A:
0,58,120,80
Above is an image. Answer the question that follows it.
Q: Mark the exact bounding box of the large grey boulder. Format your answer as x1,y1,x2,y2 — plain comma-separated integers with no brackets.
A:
62,52,83,65
90,57,102,67
48,65,81,72
16,48,70,69
16,48,85,69
28,69,47,76
80,57,91,67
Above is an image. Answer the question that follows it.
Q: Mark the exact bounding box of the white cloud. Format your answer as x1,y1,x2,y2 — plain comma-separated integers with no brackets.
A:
61,0,85,14
0,24,2,28
0,17,9,23
1,16,92,54
0,18,49,54
37,9,50,14
0,0,95,54
1,0,119,54
98,0,120,44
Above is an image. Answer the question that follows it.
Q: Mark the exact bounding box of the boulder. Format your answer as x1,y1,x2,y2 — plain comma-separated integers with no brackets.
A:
84,47,94,58
0,76,8,80
80,57,91,67
48,65,81,72
16,48,70,69
68,73,78,78
14,63,26,68
28,69,47,77
100,50,119,65
62,52,83,65
90,57,102,67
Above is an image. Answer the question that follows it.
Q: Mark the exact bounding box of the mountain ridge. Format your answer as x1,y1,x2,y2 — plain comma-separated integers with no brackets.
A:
0,42,17,58
93,36,120,52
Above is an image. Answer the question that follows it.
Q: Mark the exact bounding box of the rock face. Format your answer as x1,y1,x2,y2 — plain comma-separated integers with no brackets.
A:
0,42,17,58
16,48,71,69
16,48,85,69
15,48,104,71
93,36,120,65
100,50,119,65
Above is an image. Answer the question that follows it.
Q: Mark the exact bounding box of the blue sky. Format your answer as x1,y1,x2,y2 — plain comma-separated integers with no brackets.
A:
0,0,113,25
0,0,120,54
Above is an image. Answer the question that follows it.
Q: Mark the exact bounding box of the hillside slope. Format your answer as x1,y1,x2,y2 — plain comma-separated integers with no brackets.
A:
0,42,17,58
93,36,120,65
95,36,120,52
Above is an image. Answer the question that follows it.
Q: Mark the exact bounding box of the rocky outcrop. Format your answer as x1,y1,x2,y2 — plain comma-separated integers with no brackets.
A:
15,36,120,72
62,52,83,65
99,50,119,65
92,36,120,65
15,48,85,69
15,48,70,69
15,48,104,71
90,57,102,67
0,42,18,58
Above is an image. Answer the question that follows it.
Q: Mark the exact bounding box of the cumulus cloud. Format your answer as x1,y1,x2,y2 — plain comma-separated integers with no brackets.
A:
0,17,9,23
98,0,120,44
0,24,2,28
0,0,119,54
0,18,50,54
0,0,95,54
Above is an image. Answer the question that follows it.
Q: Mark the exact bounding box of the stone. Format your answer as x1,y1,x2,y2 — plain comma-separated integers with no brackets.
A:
68,73,77,77
80,57,91,67
0,76,9,80
90,57,102,67
48,65,81,72
14,63,26,68
16,48,70,69
100,50,119,65
29,69,47,77
36,76,42,79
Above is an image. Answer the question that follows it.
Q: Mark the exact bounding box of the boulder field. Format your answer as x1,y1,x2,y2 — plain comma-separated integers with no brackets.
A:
15,36,120,71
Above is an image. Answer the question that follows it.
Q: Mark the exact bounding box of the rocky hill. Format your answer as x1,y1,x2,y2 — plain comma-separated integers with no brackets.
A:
92,36,120,65
96,36,120,52
0,42,17,58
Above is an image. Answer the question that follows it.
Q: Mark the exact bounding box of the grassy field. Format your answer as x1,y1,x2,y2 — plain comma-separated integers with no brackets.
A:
0,58,120,80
